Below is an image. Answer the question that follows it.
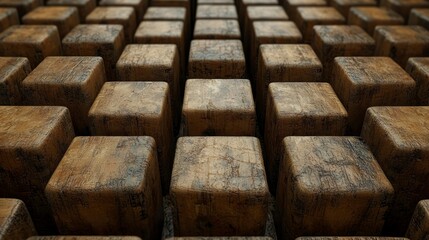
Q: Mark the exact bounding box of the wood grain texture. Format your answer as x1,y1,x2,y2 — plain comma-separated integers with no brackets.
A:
196,5,237,19
149,0,191,30
407,57,429,106
28,237,141,240
46,0,96,22
0,0,39,17
167,238,272,240
332,57,416,134
170,137,270,236
409,9,429,30
374,26,429,68
88,82,174,194
297,238,408,240
22,56,106,135
276,136,394,239
380,0,429,20
0,199,37,240
181,79,256,136
0,106,75,233
348,7,404,36
0,8,19,33
45,136,163,239
237,0,278,28
331,0,377,18
361,106,429,235
194,19,240,39
0,57,31,105
406,200,429,240
284,0,327,23
99,0,146,20
198,0,234,4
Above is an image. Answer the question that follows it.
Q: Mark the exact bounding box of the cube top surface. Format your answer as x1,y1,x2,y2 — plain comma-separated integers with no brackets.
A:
350,7,404,21
183,79,254,112
0,198,24,226
198,0,235,4
28,237,142,240
100,0,142,3
296,238,408,240
334,0,376,5
0,7,16,15
409,57,429,73
411,8,429,19
194,19,240,38
23,6,77,20
86,6,135,20
286,0,327,5
242,0,278,4
0,57,29,83
189,40,245,61
89,81,168,117
314,25,374,45
366,106,429,149
246,6,288,20
260,44,321,67
47,136,156,192
63,24,123,44
135,21,183,37
167,238,272,240
196,5,237,19
0,106,69,149
171,137,269,194
387,0,429,6
375,25,429,44
253,21,301,38
283,136,393,194
48,0,92,4
117,44,177,67
0,25,57,43
297,7,345,21
143,7,186,20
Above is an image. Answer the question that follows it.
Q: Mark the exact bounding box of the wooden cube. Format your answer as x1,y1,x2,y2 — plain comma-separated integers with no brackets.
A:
0,57,31,105
295,7,345,43
0,199,37,240
0,0,39,17
381,0,429,20
332,57,415,134
284,0,327,22
0,25,61,68
88,82,174,194
99,0,147,21
28,237,142,240
348,7,404,35
85,7,136,44
196,5,237,19
0,106,75,233
171,137,270,236
150,0,192,26
331,0,377,18
237,0,278,28
407,57,429,105
265,83,347,190
46,0,96,22
62,24,125,81
21,57,106,135
409,9,429,30
406,200,429,240
193,19,240,39
182,79,256,136
361,106,429,235
188,40,246,78
198,0,234,4
45,136,163,239
374,26,429,68
0,8,19,33
312,25,374,80
276,136,394,239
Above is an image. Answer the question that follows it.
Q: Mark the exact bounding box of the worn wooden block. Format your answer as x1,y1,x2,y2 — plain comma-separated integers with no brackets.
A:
407,58,429,105
0,106,75,233
150,0,192,26
22,7,80,39
188,40,246,78
0,8,19,33
284,0,327,22
28,237,142,240
99,0,146,21
332,57,415,134
85,7,136,44
381,0,429,21
62,24,125,81
406,200,429,240
348,7,404,35
312,25,374,80
196,5,237,19
264,83,347,190
21,57,106,135
46,0,95,22
409,9,429,30
0,57,31,105
45,136,163,238
0,199,37,240
194,19,240,39
0,0,39,17
198,0,234,4
331,0,377,18
88,82,174,194
171,137,270,236
361,106,429,235
0,25,61,68
374,26,429,68
276,136,394,239
166,238,272,240
237,0,278,29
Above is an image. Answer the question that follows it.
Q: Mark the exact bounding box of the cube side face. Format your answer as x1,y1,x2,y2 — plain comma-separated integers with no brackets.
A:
406,200,429,240
0,57,31,105
0,8,19,32
0,199,37,240
409,9,429,29
407,57,429,105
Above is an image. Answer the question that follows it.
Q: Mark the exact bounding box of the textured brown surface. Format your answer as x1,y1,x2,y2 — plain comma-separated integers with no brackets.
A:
167,238,272,240
0,57,31,105
45,136,163,239
407,57,429,105
284,0,327,22
22,56,106,135
331,0,377,18
0,106,75,233
237,0,278,28
28,237,142,240
181,79,256,136
0,8,19,32
297,238,408,240
348,7,404,35
0,199,36,240
194,19,240,39
170,137,270,236
265,83,347,190
406,200,429,240
374,26,429,68
144,6,187,21
88,82,174,194
409,9,429,29
332,57,415,134
361,106,429,235
99,0,147,20
198,0,234,4
150,0,191,27
196,5,237,19
276,136,394,239
0,25,61,68
381,0,429,20
46,0,96,22
0,0,39,17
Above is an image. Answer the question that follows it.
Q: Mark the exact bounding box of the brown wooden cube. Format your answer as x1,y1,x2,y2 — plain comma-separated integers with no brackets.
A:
312,25,374,80
237,0,278,28
348,7,404,35
331,0,377,18
407,57,429,105
0,199,37,240
198,0,234,4
0,8,19,32
188,40,246,78
374,26,429,68
196,5,237,19
62,24,125,81
21,57,106,135
85,7,136,44
409,9,429,29
0,0,39,17
193,19,240,39
276,136,394,239
88,82,174,194
381,0,429,20
28,237,142,240
406,200,429,240
150,0,192,26
46,0,96,22
284,0,327,22
265,83,347,190
0,25,61,68
171,137,270,236
45,136,163,239
0,57,31,105
22,7,80,39
0,106,75,233
99,0,147,21
361,106,429,235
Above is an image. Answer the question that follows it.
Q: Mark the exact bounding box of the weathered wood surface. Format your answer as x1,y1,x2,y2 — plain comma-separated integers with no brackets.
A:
0,57,31,105
0,0,39,17
331,0,377,18
407,57,429,106
198,0,234,4
28,237,141,240
409,9,429,30
45,136,163,239
46,0,96,22
0,199,37,240
170,137,270,236
297,238,408,240
380,0,429,20
284,0,327,22
348,7,404,35
237,0,278,27
0,8,19,33
196,5,237,19
167,238,272,240
99,0,147,20
406,200,429,240
194,19,240,39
